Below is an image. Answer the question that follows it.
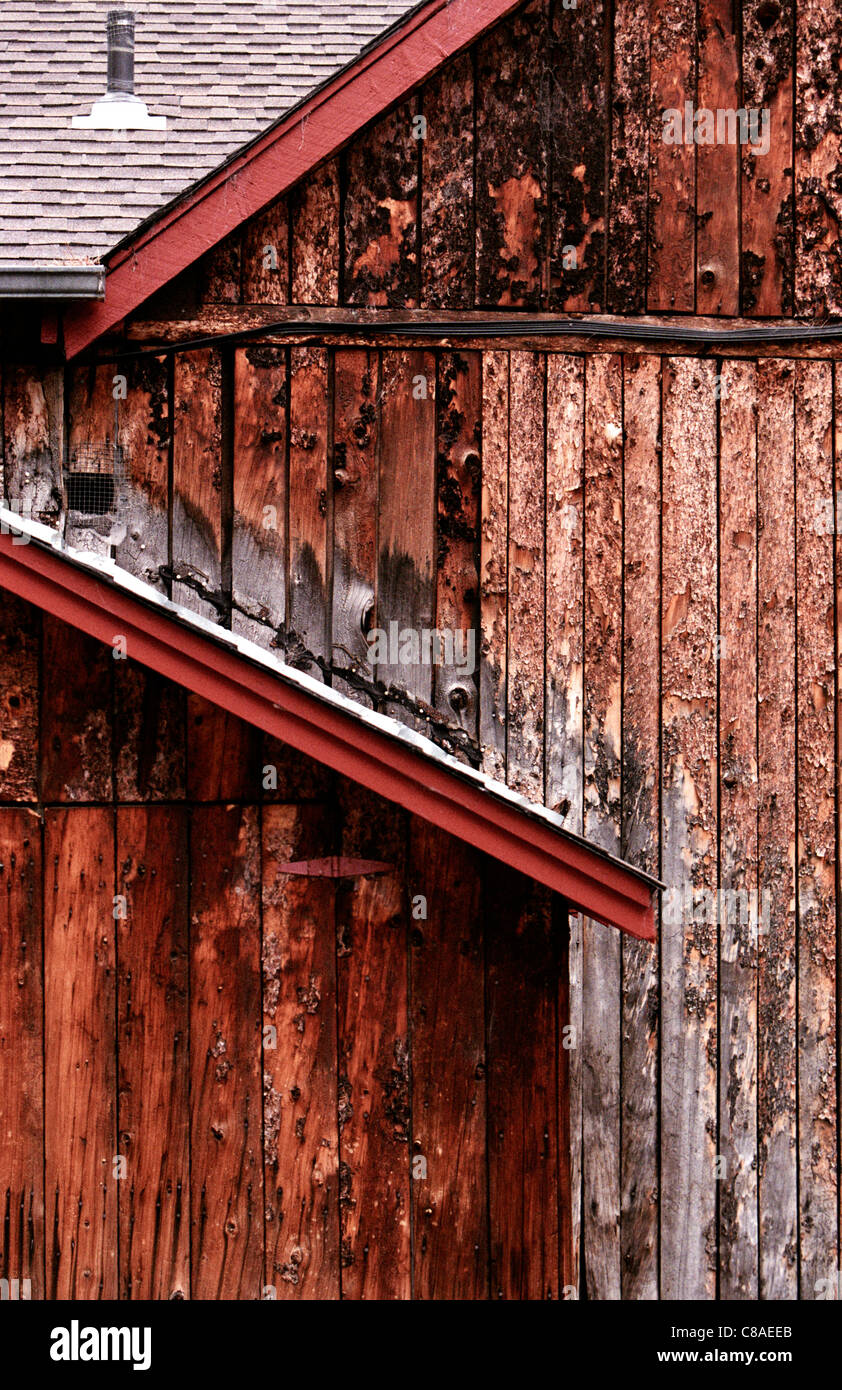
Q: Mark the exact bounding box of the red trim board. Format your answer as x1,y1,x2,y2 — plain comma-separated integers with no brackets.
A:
0,524,658,941
63,0,523,359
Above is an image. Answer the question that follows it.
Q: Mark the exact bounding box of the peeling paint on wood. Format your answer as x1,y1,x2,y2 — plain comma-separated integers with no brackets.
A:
648,0,696,311
479,351,508,781
506,350,545,800
114,662,186,802
696,0,739,315
717,358,758,1298
421,54,474,309
475,0,547,308
344,103,419,308
660,356,717,1300
434,350,481,739
741,0,794,315
582,352,623,1299
242,198,289,306
756,358,797,1300
608,0,650,313
795,1,842,317
793,360,837,1295
548,0,606,311
620,352,661,1300
292,162,340,306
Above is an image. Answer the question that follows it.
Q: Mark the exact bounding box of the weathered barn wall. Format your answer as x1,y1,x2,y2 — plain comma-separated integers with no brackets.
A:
109,0,842,320
1,0,840,1303
0,592,573,1300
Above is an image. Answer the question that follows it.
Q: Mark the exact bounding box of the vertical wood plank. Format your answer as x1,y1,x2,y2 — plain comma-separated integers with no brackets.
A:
2,363,63,527
756,358,797,1299
545,354,585,1292
376,349,437,712
232,344,287,648
486,859,560,1299
343,104,419,308
187,695,261,803
291,162,340,306
434,350,481,739
45,807,117,1299
620,353,661,1300
409,819,487,1299
794,360,838,1295
548,0,607,311
190,804,263,1300
198,233,241,304
479,352,509,781
696,0,739,314
172,348,223,621
242,199,289,305
0,809,44,1299
262,803,340,1300
506,350,545,800
648,0,696,311
741,0,794,315
114,354,170,590
794,2,842,317
582,353,623,1300
475,0,548,308
608,0,651,314
41,615,113,803
660,356,718,1299
114,663,186,802
332,349,379,690
336,785,409,1299
117,805,190,1300
717,358,759,1298
0,591,39,803
288,346,329,674
421,53,475,309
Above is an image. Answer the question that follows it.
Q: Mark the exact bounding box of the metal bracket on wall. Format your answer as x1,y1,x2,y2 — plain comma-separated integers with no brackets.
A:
276,857,393,878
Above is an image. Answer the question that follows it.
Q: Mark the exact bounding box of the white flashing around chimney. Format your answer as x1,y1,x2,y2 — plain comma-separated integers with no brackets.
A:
73,97,166,130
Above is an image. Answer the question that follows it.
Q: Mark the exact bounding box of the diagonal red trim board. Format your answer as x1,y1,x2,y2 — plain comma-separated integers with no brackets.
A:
63,0,523,360
0,528,657,941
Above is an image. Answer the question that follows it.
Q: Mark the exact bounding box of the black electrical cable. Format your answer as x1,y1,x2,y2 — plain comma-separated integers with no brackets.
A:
94,314,842,363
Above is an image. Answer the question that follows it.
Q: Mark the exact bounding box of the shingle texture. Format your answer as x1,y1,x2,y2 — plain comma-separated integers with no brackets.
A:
0,1,418,264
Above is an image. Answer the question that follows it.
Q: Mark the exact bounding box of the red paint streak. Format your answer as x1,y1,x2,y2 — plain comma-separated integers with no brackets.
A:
0,528,657,941
64,0,523,359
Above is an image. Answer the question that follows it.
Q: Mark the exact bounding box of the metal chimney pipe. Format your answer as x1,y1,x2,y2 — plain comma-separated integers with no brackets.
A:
106,10,136,96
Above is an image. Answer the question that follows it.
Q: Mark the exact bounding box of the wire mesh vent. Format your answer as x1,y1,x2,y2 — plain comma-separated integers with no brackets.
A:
65,441,125,517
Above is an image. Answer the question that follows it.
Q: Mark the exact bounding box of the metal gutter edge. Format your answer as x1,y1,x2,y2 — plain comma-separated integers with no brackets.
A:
0,515,658,942
0,265,105,300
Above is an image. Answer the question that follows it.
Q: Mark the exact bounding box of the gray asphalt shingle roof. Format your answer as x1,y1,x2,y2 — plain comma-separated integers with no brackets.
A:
0,1,418,264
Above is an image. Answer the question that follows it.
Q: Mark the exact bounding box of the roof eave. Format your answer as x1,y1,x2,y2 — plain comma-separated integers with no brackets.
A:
0,264,105,300
0,511,658,942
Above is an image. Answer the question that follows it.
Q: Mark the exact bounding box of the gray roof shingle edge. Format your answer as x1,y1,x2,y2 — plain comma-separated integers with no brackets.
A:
0,1,420,265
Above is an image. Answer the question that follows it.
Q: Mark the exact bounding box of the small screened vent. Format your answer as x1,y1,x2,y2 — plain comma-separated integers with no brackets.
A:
65,441,124,517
